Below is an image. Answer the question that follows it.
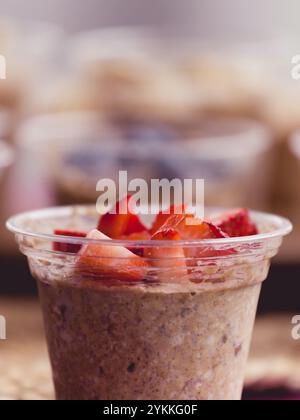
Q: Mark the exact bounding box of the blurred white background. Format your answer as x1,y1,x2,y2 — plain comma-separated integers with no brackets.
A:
0,0,299,39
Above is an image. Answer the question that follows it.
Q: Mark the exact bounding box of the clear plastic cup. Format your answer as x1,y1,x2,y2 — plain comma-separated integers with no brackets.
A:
7,206,292,400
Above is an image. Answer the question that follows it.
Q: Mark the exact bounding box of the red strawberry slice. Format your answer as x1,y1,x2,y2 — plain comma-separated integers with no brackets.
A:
77,229,148,283
156,214,233,260
97,195,147,239
181,217,228,241
152,228,182,241
145,228,188,283
158,214,227,241
53,230,87,253
150,204,187,235
210,208,258,237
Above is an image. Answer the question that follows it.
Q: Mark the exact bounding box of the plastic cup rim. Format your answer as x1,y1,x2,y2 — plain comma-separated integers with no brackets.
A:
6,205,293,249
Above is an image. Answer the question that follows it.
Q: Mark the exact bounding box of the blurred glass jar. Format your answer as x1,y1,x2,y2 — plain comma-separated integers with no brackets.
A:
262,84,300,143
0,18,64,115
17,111,117,206
0,107,15,142
175,46,271,123
0,107,17,254
69,27,197,128
260,82,300,228
18,111,273,211
258,37,300,141
0,140,13,180
53,126,180,205
68,26,274,130
176,36,295,123
279,130,300,263
24,73,103,116
289,131,300,205
0,139,14,254
17,111,179,205
169,117,273,210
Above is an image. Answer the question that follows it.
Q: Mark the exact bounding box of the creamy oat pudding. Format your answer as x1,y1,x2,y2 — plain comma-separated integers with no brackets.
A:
7,199,292,400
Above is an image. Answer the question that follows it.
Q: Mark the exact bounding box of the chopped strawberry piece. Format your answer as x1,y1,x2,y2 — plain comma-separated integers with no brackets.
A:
77,229,148,283
208,222,229,238
210,208,258,237
125,212,147,236
150,204,187,234
156,214,234,261
53,230,87,253
97,195,147,239
119,230,151,257
54,229,87,237
183,218,228,240
152,227,182,242
145,228,188,283
158,214,227,241
119,231,151,241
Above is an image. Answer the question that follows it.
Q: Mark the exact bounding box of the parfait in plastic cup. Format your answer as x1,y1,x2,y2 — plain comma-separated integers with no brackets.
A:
7,203,292,400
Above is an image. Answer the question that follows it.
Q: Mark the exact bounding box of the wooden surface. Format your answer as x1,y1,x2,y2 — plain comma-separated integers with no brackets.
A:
0,298,299,400
0,298,53,400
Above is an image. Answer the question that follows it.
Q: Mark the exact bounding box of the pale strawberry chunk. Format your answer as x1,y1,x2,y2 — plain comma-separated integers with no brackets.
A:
145,228,188,283
150,204,187,235
77,229,148,282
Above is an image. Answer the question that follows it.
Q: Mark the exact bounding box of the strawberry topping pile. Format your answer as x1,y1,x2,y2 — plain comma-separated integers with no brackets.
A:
53,198,258,283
